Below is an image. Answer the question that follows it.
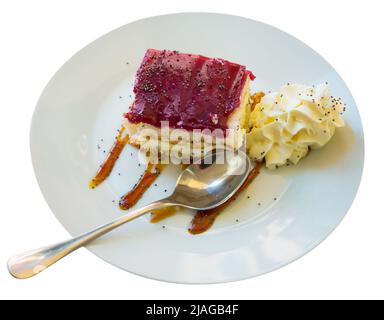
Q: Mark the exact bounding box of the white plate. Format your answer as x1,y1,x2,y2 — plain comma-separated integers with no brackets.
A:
31,13,364,283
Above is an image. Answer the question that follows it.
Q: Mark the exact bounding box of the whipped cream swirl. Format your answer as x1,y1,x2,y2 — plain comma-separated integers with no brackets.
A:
246,83,345,169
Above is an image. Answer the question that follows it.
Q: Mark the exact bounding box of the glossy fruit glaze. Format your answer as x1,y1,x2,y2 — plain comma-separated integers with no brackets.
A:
125,49,255,132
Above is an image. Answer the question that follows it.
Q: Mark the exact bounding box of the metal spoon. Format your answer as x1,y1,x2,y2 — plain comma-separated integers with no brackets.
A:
8,149,251,279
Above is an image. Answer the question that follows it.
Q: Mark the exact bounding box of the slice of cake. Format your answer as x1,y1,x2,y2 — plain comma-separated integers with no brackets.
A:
123,49,255,162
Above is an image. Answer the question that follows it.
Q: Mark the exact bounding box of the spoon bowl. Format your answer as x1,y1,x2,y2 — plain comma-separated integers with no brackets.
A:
171,150,251,209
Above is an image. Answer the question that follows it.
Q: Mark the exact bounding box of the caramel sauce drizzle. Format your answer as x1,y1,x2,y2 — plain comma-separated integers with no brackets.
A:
188,161,263,235
150,206,178,223
89,126,128,189
89,92,265,233
119,163,164,210
250,91,265,111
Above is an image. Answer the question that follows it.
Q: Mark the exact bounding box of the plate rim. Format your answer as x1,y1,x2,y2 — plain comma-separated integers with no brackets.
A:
29,12,365,284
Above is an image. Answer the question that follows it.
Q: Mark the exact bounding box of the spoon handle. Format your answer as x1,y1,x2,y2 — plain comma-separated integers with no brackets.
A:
8,199,173,279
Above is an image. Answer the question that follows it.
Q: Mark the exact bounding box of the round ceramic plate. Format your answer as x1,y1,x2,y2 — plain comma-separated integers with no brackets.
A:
31,13,364,283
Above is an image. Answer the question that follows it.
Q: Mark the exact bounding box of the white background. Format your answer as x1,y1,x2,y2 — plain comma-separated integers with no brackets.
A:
0,0,383,300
